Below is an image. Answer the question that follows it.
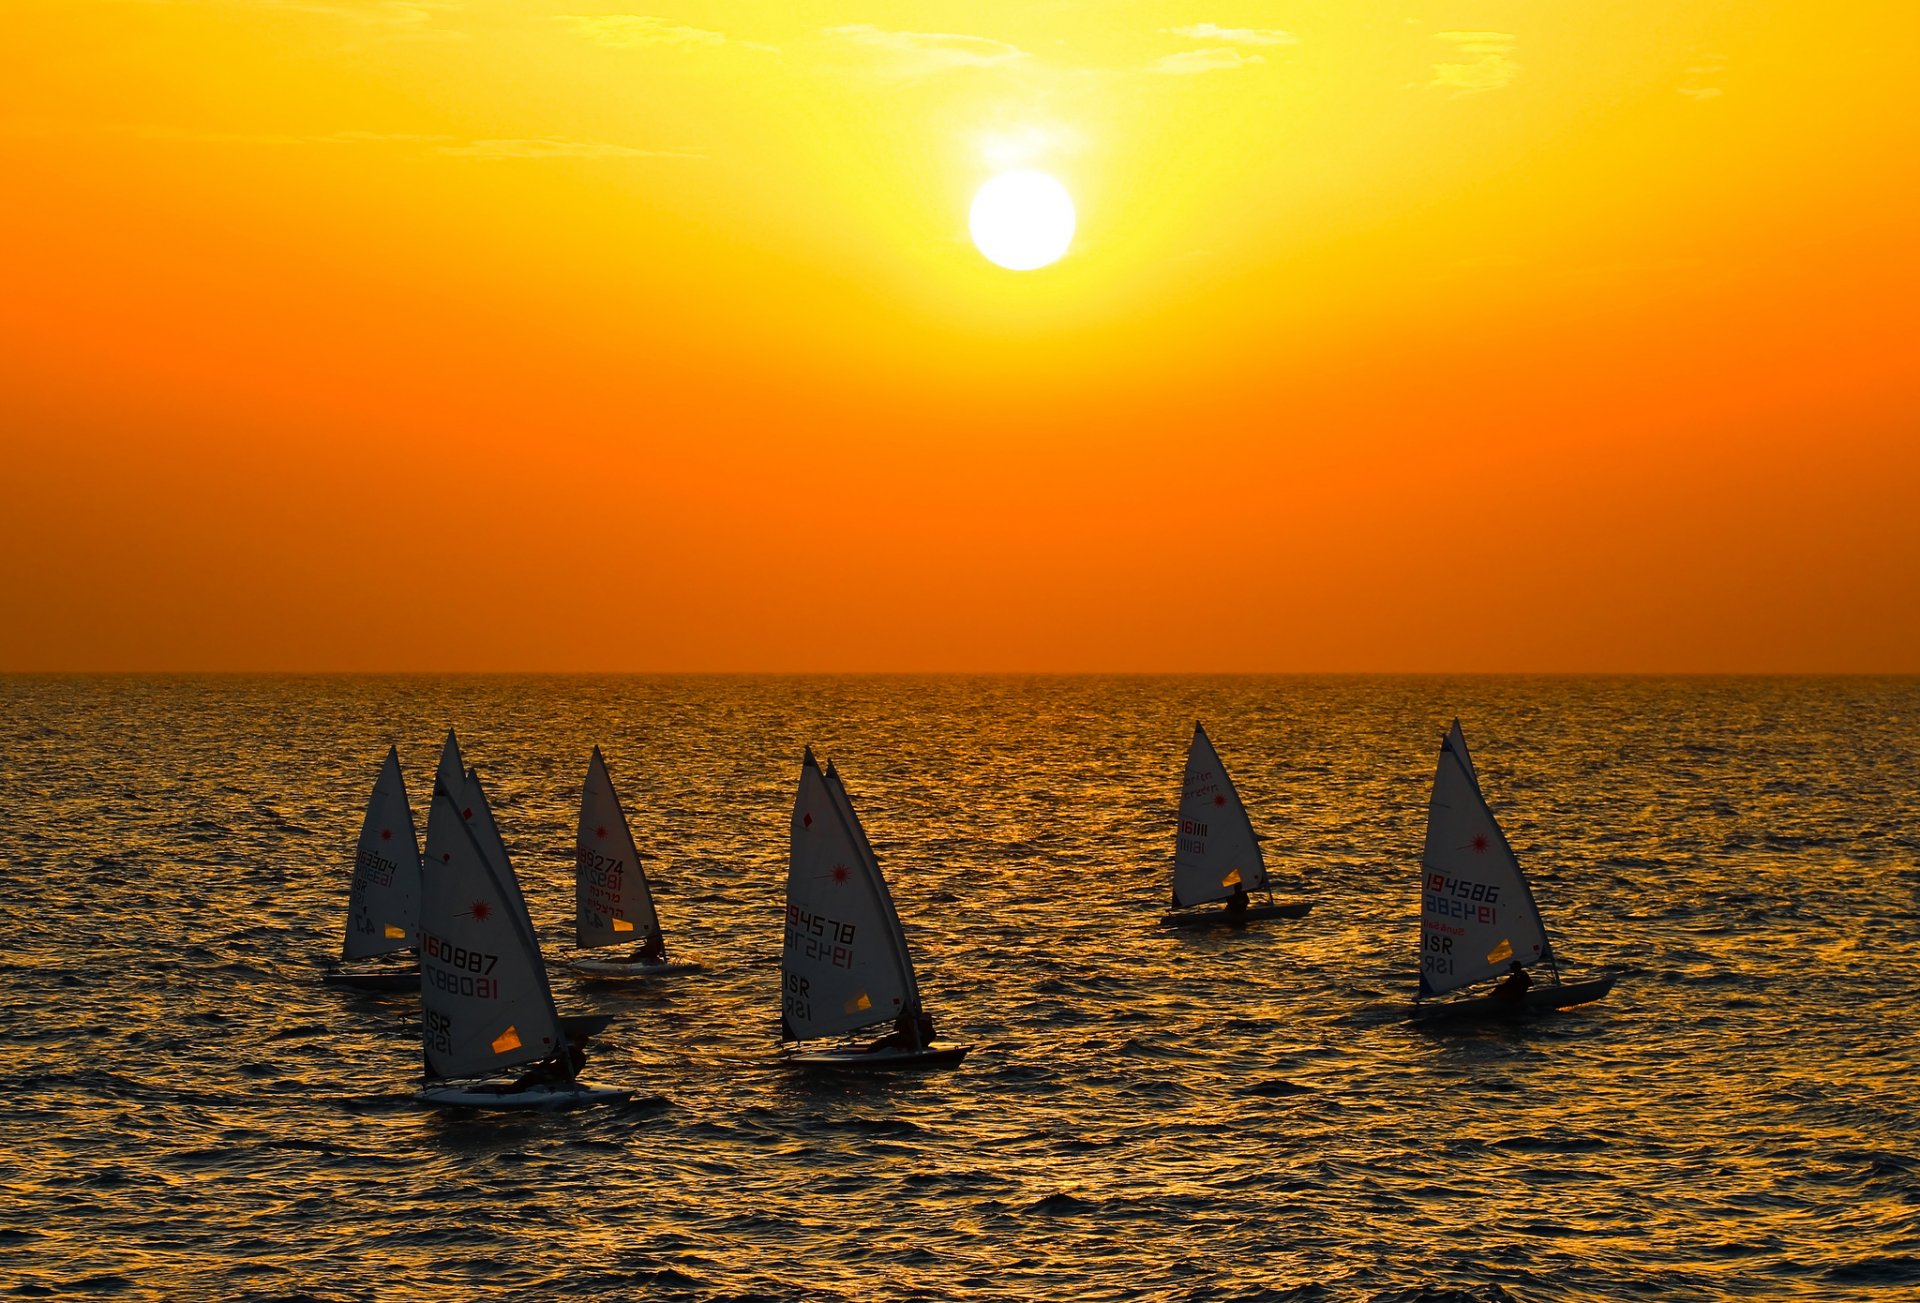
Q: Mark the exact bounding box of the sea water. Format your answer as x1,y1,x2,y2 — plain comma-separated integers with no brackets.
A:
1,675,1915,1301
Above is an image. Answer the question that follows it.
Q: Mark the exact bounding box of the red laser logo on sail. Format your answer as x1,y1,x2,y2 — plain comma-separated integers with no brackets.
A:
467,900,491,921
831,864,849,883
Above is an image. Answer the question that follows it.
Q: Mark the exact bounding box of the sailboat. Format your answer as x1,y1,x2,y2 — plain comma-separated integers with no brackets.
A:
414,754,635,1109
1414,719,1616,1018
570,746,701,977
780,747,969,1071
324,746,423,991
1159,722,1313,929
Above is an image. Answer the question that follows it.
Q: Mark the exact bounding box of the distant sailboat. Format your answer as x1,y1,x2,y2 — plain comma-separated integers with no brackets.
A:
570,746,701,977
1159,722,1312,929
780,748,969,1070
415,749,635,1109
324,746,423,991
1414,719,1615,1018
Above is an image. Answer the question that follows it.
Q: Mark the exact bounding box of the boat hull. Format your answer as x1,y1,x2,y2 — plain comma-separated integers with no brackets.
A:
415,1079,639,1109
1158,901,1313,930
783,1043,972,1072
1413,975,1618,1021
568,957,705,978
323,965,418,992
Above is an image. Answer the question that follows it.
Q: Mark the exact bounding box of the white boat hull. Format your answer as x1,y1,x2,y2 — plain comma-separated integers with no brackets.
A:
1158,901,1313,930
416,1079,639,1109
783,1043,971,1071
568,957,705,978
1413,975,1618,1022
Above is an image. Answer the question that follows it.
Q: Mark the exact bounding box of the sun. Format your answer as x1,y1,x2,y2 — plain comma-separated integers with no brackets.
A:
969,171,1075,271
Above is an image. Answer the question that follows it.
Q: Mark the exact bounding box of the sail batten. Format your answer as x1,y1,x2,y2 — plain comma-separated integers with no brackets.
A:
783,751,918,1041
343,746,420,960
1418,720,1549,997
575,746,662,950
1172,723,1268,908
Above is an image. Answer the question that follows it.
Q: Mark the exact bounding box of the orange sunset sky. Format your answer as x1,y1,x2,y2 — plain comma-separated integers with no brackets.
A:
3,2,1916,672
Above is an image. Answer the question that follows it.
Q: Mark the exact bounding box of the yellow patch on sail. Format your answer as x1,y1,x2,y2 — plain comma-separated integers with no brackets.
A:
1221,868,1243,887
844,993,871,1015
1487,939,1514,965
612,918,635,933
491,1026,522,1055
384,925,407,939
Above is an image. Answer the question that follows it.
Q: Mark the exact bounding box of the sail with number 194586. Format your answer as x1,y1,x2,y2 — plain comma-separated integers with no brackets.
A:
1414,719,1616,1019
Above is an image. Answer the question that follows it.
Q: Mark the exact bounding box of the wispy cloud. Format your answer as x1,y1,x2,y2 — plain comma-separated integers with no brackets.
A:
1430,31,1519,94
439,137,702,160
823,24,1027,76
213,0,462,34
1679,56,1726,100
558,14,727,49
1147,47,1266,76
62,123,700,160
1165,23,1296,47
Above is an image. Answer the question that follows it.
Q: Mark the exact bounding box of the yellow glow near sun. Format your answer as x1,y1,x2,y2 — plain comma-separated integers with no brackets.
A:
969,171,1076,271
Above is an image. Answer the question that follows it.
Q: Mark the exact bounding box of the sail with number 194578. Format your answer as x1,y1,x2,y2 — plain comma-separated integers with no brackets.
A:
1415,719,1616,1019
780,747,969,1071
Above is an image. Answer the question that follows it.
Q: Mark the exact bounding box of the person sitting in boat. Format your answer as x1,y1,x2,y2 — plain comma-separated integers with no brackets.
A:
1225,883,1249,917
864,1007,936,1054
1492,961,1533,1002
509,1035,588,1090
629,929,667,966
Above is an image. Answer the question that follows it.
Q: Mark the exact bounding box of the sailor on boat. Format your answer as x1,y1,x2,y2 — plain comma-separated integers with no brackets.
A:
626,929,667,967
1491,961,1533,1002
865,1007,936,1054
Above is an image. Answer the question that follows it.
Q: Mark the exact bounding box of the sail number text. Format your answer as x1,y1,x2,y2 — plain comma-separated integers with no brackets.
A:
423,931,497,970
785,905,856,970
355,847,403,889
1424,872,1501,923
421,931,502,998
578,849,626,921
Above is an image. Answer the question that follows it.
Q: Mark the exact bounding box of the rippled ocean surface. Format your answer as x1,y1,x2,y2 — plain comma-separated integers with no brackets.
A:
2,676,1917,1302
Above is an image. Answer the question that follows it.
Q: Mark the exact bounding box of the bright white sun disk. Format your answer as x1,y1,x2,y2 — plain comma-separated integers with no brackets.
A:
970,171,1075,271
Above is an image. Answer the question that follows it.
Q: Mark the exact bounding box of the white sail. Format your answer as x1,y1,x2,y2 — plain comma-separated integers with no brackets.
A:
782,748,918,1042
342,746,421,960
1172,722,1268,908
419,780,565,1080
576,746,660,950
1419,719,1550,997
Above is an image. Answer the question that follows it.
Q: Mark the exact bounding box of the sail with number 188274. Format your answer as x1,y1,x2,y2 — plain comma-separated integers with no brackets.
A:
570,746,702,978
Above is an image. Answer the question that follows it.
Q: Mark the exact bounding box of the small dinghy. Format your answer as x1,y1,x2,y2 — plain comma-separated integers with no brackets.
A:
414,736,637,1109
779,748,970,1072
1159,722,1312,929
1411,720,1617,1021
324,746,423,991
569,747,701,978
